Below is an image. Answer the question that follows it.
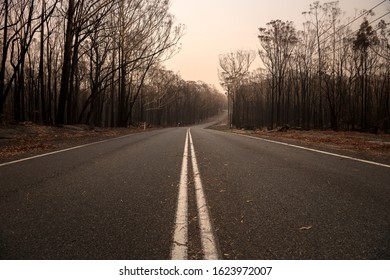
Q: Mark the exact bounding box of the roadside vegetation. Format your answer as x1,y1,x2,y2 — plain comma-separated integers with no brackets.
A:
219,1,390,133
1,0,390,161
0,0,225,127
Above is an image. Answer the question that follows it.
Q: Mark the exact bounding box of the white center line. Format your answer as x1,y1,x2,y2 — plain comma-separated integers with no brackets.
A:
171,129,189,260
171,128,219,260
188,129,219,260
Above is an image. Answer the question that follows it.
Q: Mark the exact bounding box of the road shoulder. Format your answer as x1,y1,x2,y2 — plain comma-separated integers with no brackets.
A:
0,123,158,164
208,123,390,166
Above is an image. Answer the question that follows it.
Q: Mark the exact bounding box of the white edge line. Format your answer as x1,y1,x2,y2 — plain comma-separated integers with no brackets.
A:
171,129,189,260
0,133,140,168
233,132,390,169
188,129,219,260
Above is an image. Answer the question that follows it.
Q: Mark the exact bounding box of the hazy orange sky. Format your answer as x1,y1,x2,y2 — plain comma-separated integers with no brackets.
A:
164,0,389,92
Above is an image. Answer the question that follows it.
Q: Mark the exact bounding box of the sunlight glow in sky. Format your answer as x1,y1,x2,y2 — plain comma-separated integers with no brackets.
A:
164,0,389,92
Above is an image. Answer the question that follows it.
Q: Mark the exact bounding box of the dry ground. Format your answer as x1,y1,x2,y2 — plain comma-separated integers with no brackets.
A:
211,123,390,165
0,122,153,164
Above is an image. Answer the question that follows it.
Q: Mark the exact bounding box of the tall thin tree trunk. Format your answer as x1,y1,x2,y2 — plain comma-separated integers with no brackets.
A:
39,1,46,124
57,0,75,125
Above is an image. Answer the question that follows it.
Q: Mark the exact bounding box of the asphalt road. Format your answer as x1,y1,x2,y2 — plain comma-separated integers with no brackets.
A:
1,123,389,259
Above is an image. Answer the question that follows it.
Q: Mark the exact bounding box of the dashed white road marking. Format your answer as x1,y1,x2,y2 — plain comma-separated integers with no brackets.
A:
171,129,219,260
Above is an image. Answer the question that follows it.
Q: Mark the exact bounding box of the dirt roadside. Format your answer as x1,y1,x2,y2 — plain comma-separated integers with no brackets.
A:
0,122,156,164
210,122,390,166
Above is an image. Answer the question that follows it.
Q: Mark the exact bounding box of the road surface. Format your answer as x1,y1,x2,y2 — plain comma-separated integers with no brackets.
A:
1,123,389,259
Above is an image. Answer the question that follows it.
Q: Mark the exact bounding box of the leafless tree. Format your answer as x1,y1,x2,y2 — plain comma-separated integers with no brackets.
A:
218,50,255,127
258,20,298,129
230,1,390,133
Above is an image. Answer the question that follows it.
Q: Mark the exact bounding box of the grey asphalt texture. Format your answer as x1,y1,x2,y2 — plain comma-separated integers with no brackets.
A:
1,124,389,259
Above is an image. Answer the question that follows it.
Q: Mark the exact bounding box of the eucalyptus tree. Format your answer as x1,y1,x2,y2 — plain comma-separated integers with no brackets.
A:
113,0,183,127
141,67,180,125
218,50,255,127
294,22,316,129
0,0,58,122
353,19,380,131
258,20,298,128
57,0,116,125
139,68,225,126
321,2,344,130
375,20,390,132
302,1,342,128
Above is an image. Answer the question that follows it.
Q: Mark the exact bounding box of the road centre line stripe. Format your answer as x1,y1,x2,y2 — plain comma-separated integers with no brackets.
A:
171,129,219,260
188,129,219,260
0,133,139,168
171,129,189,260
235,133,390,169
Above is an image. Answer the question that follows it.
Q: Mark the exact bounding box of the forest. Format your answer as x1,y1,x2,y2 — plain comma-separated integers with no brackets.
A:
219,1,390,133
0,0,225,127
